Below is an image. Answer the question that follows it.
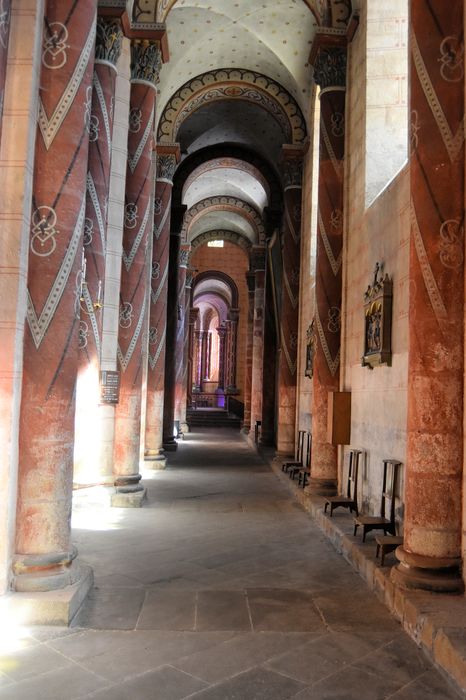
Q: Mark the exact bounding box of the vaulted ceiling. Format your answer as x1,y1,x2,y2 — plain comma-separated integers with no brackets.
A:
128,0,352,297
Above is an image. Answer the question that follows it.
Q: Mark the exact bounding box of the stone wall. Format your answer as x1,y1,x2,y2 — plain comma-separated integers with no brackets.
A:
341,4,410,526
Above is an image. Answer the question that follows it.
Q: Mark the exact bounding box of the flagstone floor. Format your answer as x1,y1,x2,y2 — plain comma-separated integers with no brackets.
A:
0,428,461,699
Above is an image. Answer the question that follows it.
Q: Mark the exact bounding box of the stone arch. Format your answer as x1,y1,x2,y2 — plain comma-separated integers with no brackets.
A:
157,69,307,146
182,196,265,245
193,270,239,309
191,230,252,254
172,145,283,212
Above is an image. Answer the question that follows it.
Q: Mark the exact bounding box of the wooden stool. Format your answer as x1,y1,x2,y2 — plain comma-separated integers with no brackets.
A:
375,535,403,566
281,430,305,473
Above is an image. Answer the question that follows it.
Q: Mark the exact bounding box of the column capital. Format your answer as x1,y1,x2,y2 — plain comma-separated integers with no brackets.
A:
281,146,304,189
249,246,267,272
313,46,347,91
95,16,123,67
179,245,191,268
246,271,256,294
130,39,163,87
157,144,180,182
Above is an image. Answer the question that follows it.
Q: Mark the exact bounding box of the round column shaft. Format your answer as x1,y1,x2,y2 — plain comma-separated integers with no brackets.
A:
74,16,123,486
113,39,161,504
14,0,97,591
276,148,303,456
309,47,347,495
144,149,179,468
392,0,464,593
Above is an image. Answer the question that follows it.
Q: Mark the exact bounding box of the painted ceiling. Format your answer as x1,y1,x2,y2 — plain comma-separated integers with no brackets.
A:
156,0,318,121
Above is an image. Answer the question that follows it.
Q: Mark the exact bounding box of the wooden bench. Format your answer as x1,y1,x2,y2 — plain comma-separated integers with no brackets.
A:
324,449,361,516
375,534,403,566
353,459,401,542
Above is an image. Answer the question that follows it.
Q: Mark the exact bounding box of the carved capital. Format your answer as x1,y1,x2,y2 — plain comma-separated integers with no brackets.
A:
313,47,347,90
130,40,162,86
179,246,190,268
157,154,177,182
282,157,303,189
95,17,123,66
249,247,267,272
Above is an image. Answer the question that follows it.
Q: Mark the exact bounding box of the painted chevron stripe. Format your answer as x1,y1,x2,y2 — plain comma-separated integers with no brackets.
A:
315,309,340,377
26,196,86,349
122,202,150,271
38,23,96,150
148,327,166,371
151,263,168,305
318,212,342,276
117,297,146,372
86,172,106,254
93,70,112,157
128,105,154,173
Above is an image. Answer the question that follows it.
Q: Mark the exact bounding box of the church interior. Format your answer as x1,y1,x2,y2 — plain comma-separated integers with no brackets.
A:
1,0,466,697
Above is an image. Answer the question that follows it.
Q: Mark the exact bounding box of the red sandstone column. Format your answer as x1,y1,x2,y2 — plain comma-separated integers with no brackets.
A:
179,270,193,429
391,1,464,593
276,147,303,456
174,245,190,433
113,38,161,505
250,250,267,432
14,1,97,592
74,14,123,485
225,310,239,394
144,147,179,468
187,307,199,405
217,326,227,392
242,271,256,434
0,2,11,148
309,46,347,495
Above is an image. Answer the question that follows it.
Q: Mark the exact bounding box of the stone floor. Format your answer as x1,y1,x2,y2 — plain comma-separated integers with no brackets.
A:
0,428,462,699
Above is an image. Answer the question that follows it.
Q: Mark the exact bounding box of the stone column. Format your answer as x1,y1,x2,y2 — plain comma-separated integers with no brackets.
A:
0,0,43,598
0,2,11,149
74,14,123,486
276,147,303,456
179,270,193,431
225,310,239,393
14,0,97,596
260,260,278,446
250,249,267,433
242,271,256,433
163,205,186,450
187,307,199,404
144,146,179,468
216,326,227,392
113,38,161,506
391,1,464,593
309,46,347,495
174,245,190,433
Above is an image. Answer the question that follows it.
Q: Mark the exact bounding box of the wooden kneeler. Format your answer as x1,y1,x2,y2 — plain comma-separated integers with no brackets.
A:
324,449,361,517
353,459,401,542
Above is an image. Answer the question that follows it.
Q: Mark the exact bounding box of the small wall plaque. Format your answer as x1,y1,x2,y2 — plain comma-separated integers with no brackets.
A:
100,370,120,404
362,263,393,369
305,320,317,379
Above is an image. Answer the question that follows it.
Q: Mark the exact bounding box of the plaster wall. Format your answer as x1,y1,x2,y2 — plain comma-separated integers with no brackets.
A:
0,0,44,594
190,242,249,404
342,6,410,527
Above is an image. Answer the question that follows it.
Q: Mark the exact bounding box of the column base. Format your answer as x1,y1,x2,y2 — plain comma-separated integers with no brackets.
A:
180,422,189,435
7,562,93,626
306,477,337,497
391,547,464,594
144,449,167,470
111,475,146,507
163,438,178,452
